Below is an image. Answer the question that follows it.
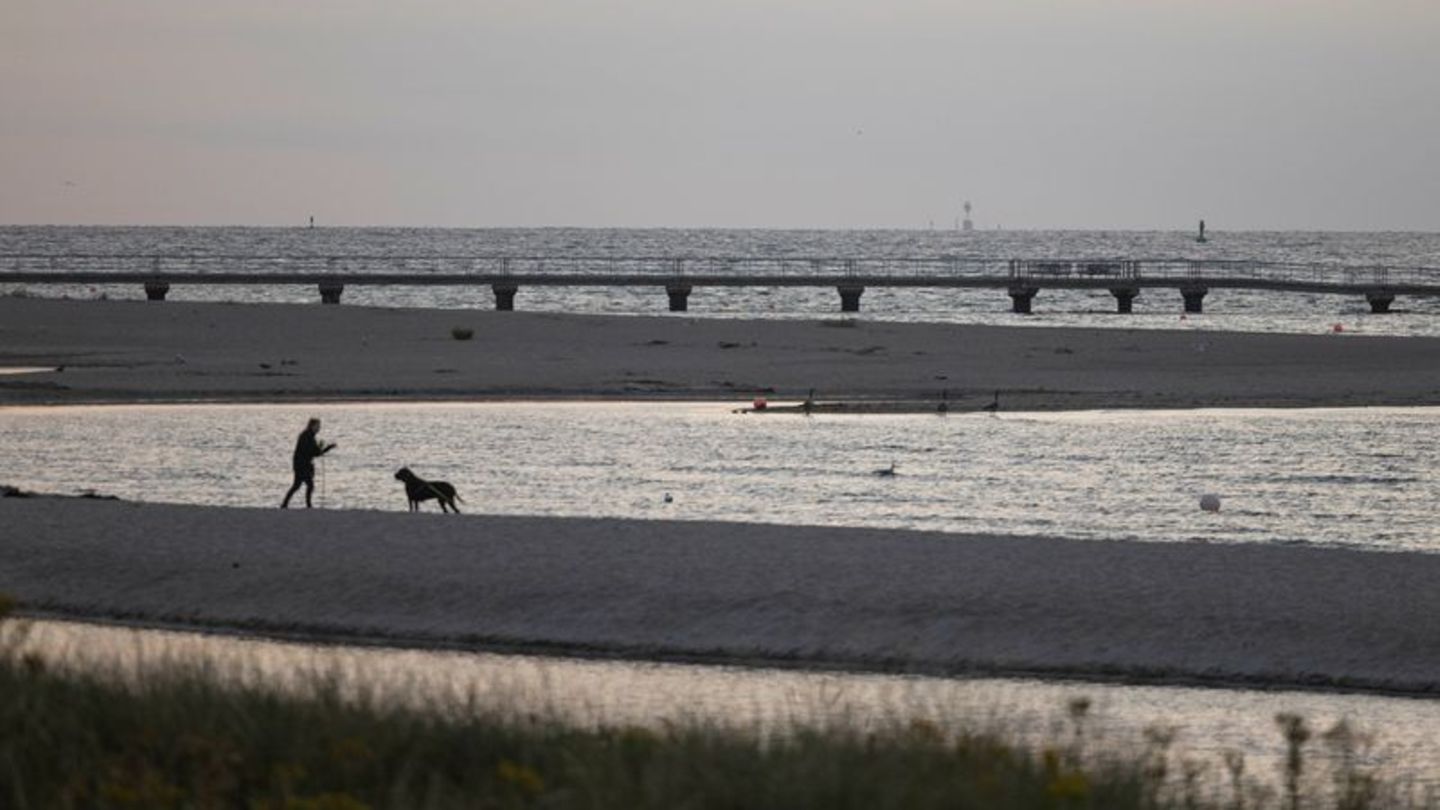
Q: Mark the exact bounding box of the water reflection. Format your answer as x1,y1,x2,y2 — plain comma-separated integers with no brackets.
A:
1,402,1438,551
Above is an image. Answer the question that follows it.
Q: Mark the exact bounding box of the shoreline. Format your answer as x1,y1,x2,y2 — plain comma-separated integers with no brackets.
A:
23,608,1440,702
9,498,1440,699
4,297,1440,410
11,390,1439,413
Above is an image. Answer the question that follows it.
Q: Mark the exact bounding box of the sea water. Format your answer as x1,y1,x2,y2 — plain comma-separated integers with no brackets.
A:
1,401,1437,551
4,225,1440,336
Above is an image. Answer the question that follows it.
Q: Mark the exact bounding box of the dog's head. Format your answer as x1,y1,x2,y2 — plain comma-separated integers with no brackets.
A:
395,467,414,482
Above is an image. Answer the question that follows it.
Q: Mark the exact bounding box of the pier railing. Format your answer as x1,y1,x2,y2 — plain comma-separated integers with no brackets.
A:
2,254,1439,314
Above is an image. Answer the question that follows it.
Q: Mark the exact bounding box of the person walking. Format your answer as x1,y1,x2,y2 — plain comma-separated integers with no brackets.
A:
280,417,335,508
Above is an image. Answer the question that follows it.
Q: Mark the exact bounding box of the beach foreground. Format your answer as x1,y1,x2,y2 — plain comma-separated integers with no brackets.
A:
7,297,1440,695
4,298,1440,409
6,496,1440,695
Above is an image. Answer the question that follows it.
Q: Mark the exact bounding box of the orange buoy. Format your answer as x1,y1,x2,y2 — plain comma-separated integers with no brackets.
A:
1332,323,1344,333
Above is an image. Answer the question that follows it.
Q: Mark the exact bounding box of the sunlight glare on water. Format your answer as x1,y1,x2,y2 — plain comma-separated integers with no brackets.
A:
1,402,1437,551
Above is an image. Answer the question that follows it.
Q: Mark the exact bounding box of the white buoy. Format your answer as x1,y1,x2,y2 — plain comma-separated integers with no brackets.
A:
1199,493,1221,513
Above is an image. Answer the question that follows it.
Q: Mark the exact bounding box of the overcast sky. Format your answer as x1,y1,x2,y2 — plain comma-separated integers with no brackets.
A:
3,1,1438,230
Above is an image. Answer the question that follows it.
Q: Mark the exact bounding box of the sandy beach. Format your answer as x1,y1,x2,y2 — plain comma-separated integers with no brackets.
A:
4,297,1440,694
4,298,1440,409
5,495,1440,694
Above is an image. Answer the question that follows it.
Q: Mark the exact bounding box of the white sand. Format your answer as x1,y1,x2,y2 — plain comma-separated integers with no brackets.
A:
4,298,1440,409
5,496,1439,694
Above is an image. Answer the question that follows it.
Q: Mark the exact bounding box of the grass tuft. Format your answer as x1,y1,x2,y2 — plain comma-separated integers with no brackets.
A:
0,600,1432,809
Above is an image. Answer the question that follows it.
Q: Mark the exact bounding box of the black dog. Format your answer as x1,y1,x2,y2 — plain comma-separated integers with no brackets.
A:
394,467,463,513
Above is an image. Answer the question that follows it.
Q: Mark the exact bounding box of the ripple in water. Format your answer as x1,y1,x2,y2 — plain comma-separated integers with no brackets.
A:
1,402,1437,552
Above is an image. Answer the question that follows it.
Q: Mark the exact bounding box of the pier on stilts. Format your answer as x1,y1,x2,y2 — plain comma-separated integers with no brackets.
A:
2,254,1437,315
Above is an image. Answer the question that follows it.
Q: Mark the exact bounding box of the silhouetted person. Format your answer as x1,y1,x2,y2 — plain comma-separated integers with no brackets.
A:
281,417,335,508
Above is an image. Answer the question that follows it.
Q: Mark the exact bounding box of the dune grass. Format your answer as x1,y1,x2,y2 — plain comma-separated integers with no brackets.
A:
0,597,1430,809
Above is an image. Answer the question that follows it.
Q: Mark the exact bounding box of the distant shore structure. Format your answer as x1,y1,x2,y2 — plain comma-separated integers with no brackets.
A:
962,201,975,232
1197,219,1207,243
309,216,315,229
4,254,1424,316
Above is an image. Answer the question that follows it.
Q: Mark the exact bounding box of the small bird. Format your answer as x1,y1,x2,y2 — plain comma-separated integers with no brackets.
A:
663,492,674,504
937,388,948,415
981,390,1000,413
873,462,897,477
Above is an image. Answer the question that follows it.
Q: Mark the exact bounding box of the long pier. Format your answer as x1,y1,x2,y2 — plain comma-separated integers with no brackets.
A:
2,254,1438,314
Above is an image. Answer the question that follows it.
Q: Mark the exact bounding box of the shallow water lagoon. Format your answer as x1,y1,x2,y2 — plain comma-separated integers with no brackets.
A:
1,402,1437,551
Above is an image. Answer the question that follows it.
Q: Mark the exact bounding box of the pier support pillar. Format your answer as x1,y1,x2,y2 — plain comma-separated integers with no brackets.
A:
492,283,519,311
1110,287,1139,314
1366,291,1395,314
318,282,344,305
665,284,692,312
1180,286,1208,314
837,285,865,313
1007,285,1038,314
143,281,170,301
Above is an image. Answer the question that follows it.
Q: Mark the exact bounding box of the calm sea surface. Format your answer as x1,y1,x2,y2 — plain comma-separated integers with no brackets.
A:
2,401,1437,551
4,225,1440,336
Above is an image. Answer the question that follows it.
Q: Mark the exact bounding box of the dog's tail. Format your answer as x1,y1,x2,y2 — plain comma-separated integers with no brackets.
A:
453,492,465,504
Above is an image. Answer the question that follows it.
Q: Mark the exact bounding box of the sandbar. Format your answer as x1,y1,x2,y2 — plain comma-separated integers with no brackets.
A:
3,298,1440,409
4,496,1439,695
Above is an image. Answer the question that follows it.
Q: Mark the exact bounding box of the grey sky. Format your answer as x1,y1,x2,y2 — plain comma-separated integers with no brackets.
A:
3,1,1438,230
